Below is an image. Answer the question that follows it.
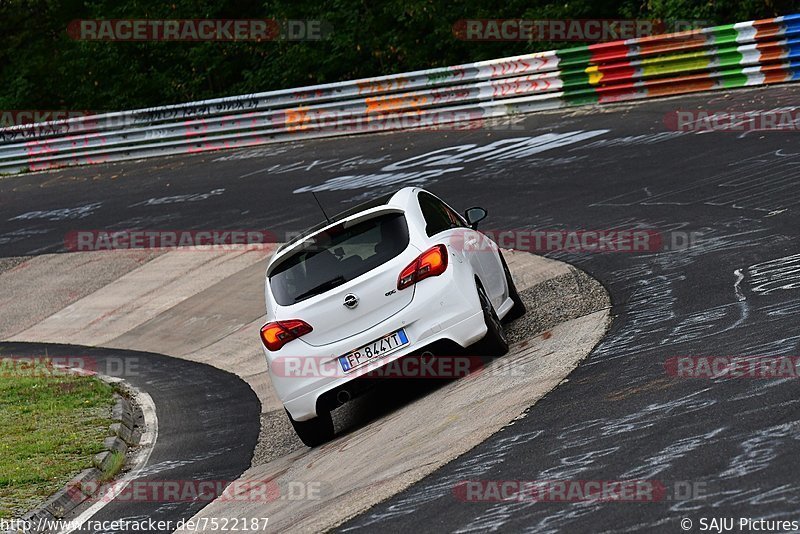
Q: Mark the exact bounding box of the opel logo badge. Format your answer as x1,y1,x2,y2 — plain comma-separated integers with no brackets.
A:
343,293,359,309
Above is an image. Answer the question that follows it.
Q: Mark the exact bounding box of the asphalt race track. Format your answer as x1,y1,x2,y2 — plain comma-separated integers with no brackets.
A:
1,84,799,532
0,343,260,531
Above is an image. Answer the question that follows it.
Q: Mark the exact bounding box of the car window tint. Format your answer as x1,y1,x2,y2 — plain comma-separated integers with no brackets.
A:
269,213,409,305
418,192,465,236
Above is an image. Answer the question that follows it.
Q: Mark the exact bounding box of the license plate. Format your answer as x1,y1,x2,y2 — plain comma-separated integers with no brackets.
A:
339,329,409,373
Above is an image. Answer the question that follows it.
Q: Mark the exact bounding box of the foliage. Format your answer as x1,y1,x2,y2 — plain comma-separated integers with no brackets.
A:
0,0,793,111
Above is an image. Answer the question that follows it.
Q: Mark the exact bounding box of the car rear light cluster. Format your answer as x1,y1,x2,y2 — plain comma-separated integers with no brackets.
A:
397,244,449,290
260,319,313,351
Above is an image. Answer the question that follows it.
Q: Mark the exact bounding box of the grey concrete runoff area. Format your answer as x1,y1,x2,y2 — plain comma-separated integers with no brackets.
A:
0,242,609,533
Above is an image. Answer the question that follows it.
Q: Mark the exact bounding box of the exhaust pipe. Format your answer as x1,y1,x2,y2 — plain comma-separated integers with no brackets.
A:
336,389,352,404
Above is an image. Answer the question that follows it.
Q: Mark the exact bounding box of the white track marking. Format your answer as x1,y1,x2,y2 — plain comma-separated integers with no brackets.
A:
734,268,746,301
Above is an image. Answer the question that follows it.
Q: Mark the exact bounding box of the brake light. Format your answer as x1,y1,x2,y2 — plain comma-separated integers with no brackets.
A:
260,319,313,351
398,244,448,290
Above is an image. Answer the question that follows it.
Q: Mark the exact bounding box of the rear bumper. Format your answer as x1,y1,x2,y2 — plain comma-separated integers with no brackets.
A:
265,265,486,421
282,308,485,420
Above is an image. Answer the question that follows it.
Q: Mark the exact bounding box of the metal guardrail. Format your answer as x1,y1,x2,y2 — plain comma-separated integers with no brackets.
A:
1,14,798,174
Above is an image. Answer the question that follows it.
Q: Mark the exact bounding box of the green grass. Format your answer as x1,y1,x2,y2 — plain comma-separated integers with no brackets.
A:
99,451,126,483
0,358,115,519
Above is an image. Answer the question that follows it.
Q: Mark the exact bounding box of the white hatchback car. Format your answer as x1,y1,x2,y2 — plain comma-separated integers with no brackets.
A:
260,187,525,446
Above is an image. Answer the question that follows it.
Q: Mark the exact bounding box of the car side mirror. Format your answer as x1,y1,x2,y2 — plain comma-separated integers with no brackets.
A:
464,207,487,229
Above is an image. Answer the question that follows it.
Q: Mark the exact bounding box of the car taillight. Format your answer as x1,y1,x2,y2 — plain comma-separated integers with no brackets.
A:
397,244,448,290
260,319,313,351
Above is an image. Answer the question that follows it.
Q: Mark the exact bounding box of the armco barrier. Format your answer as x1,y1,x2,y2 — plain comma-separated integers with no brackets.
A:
0,14,798,174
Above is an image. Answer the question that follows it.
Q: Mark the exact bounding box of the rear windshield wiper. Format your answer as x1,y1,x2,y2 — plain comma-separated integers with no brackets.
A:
294,275,346,302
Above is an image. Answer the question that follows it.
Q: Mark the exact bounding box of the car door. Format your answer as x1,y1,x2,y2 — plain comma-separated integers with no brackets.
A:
471,228,507,307
417,192,505,308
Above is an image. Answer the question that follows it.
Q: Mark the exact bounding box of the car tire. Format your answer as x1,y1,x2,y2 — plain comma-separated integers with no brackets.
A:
476,283,509,357
286,408,335,447
499,250,527,322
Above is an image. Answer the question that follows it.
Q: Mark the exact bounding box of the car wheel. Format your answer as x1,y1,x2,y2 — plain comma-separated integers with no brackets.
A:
285,408,335,447
499,250,527,322
476,283,509,356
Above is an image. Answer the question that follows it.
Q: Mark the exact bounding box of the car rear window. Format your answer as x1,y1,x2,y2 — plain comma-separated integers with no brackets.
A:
269,213,409,305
